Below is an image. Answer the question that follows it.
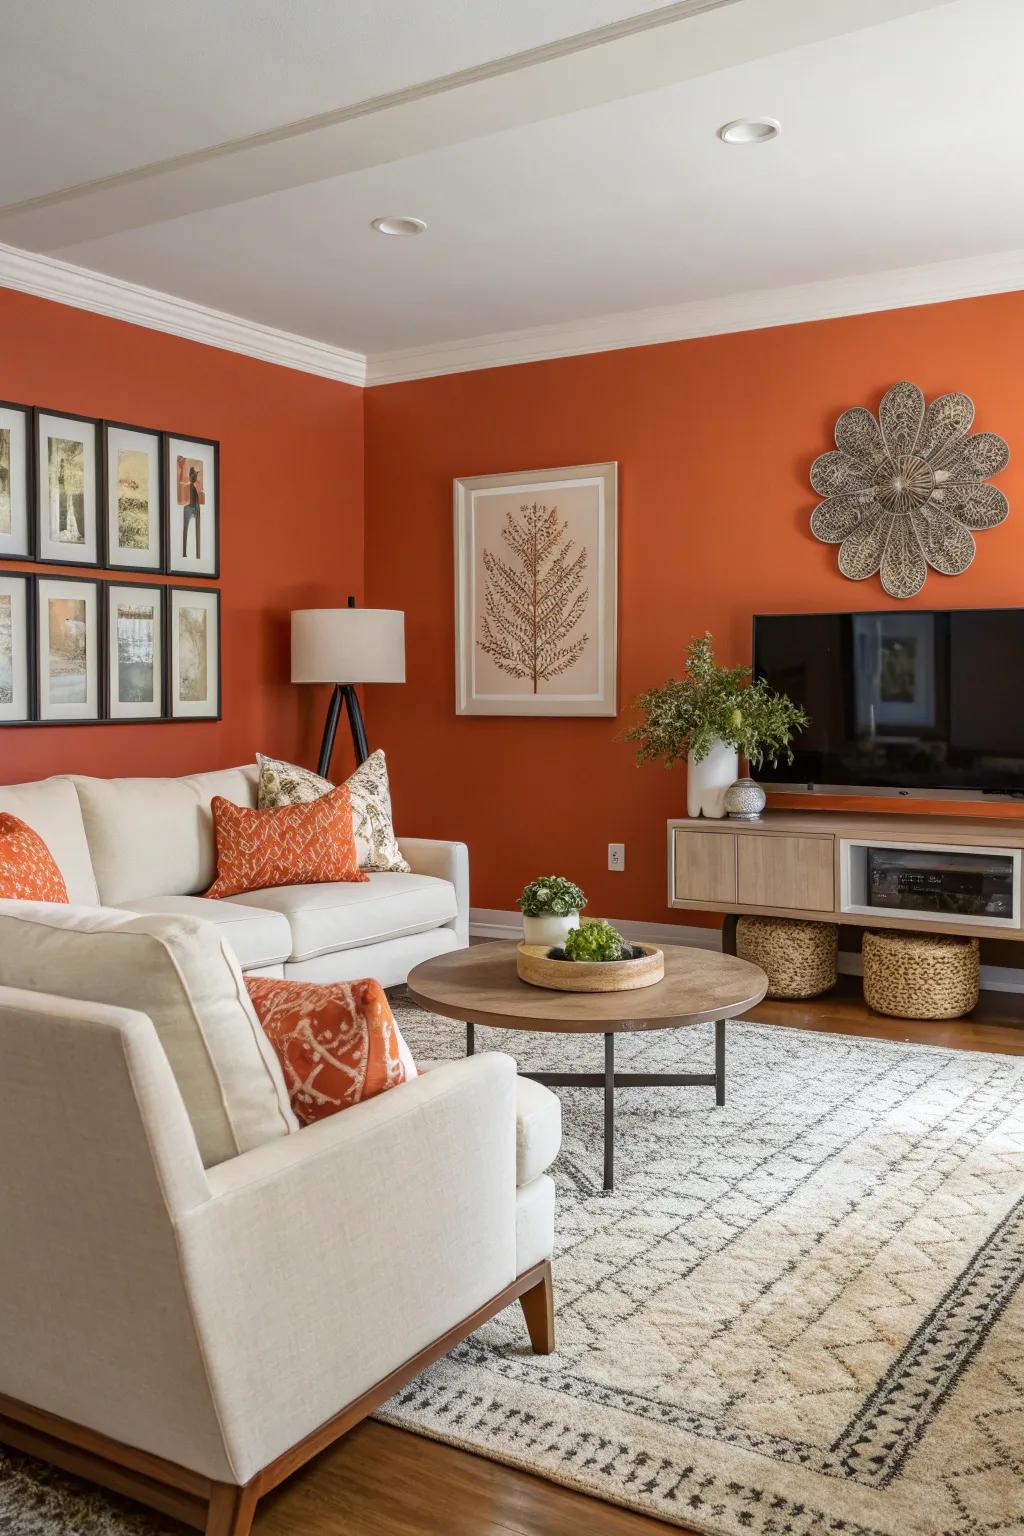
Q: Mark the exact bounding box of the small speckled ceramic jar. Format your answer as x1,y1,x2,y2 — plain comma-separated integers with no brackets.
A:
724,777,767,821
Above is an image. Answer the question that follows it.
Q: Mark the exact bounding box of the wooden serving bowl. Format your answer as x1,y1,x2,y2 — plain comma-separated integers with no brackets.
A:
516,942,665,993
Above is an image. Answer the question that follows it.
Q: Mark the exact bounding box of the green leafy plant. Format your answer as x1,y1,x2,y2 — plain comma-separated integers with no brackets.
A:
626,631,808,769
564,919,629,962
517,875,587,918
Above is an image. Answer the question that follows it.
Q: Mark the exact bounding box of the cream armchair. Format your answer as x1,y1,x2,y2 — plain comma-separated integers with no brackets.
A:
0,987,558,1536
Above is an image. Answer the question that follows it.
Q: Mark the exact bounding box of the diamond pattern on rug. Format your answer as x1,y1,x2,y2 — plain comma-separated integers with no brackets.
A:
379,999,1024,1536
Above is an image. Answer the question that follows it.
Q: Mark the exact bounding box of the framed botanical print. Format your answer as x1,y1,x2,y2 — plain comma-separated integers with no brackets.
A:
103,422,163,571
0,571,32,723
0,400,32,560
36,576,101,722
169,585,220,718
454,461,618,716
166,435,219,577
105,582,164,721
35,409,100,565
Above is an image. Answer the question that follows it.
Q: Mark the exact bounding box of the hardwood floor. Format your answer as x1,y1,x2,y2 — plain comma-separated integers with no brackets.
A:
254,1420,670,1536
251,981,1024,1536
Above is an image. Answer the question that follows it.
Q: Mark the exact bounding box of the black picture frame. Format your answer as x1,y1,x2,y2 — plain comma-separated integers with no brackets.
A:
33,407,102,568
164,434,220,579
167,583,222,721
102,578,167,724
101,420,166,575
34,572,103,724
0,399,35,562
0,570,36,724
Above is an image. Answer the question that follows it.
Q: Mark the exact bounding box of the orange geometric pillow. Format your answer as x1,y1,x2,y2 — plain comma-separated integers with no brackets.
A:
205,784,368,899
245,975,408,1123
0,814,69,903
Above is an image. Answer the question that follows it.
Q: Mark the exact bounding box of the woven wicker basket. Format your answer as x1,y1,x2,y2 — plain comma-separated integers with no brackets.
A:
735,916,837,999
862,929,979,1020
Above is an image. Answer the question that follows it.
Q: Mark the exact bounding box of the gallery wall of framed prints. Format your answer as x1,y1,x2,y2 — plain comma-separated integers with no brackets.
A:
0,399,221,727
1,574,221,726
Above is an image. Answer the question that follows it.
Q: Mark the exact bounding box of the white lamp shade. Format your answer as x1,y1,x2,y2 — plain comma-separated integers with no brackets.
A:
291,608,406,684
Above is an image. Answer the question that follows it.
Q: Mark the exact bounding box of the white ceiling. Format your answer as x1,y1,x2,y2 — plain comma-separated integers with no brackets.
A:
0,0,675,203
2,0,1020,370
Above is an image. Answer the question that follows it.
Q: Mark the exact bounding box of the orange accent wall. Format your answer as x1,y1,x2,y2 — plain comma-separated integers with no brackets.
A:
364,291,1024,926
0,287,363,784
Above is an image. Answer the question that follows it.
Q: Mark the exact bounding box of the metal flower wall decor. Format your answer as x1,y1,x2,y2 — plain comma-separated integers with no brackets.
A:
810,381,1010,599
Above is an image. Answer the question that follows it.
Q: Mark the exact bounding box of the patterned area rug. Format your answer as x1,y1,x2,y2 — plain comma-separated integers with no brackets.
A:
380,997,1024,1536
2,1007,1022,1536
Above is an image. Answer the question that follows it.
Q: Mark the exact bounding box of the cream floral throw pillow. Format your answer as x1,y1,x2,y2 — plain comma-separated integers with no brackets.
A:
256,750,410,873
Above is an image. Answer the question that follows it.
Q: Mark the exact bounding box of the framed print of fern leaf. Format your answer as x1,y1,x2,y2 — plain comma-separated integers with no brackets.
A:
454,462,617,716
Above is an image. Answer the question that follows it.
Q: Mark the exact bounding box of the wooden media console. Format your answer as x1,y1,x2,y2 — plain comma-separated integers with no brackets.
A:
668,811,1024,955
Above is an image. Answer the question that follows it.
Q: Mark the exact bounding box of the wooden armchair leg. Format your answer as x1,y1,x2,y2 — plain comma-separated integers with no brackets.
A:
206,1481,260,1536
518,1259,555,1354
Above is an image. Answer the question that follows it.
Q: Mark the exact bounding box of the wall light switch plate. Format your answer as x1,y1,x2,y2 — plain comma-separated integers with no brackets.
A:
608,843,625,872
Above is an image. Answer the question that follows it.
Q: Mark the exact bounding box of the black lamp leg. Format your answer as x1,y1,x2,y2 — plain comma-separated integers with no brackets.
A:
317,683,369,778
317,685,343,779
343,684,369,766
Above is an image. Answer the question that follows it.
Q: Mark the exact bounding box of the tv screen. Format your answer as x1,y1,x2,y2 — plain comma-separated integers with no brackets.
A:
752,610,1024,797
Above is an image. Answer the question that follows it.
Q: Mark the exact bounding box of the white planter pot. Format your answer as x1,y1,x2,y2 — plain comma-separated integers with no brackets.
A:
522,911,580,947
686,740,739,819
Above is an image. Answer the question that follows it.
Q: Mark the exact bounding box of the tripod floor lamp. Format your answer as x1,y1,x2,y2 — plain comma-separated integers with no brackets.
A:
291,599,406,777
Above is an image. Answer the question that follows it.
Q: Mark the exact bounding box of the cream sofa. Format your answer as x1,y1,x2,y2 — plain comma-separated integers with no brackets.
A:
0,765,468,986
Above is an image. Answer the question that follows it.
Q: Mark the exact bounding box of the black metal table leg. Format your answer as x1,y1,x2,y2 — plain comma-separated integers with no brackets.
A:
603,1032,615,1192
466,1021,475,1056
715,1017,726,1106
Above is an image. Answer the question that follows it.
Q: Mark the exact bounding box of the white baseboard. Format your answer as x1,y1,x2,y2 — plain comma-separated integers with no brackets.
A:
470,909,1024,995
472,909,726,951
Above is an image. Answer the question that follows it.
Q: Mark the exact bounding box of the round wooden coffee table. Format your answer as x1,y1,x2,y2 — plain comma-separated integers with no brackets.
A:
407,941,767,1191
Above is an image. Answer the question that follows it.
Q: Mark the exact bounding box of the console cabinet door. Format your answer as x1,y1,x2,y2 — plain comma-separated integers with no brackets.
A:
673,830,737,905
737,835,835,912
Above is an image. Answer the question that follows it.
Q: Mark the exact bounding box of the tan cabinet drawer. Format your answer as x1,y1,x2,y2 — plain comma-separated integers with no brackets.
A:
673,830,737,905
737,835,835,912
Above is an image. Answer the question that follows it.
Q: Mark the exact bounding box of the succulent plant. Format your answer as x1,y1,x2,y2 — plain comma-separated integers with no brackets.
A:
564,919,629,963
517,875,587,918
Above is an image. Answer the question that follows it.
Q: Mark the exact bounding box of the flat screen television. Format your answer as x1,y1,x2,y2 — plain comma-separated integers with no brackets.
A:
752,609,1024,799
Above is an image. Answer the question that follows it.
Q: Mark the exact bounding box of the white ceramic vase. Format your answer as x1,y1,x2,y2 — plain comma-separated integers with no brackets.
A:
686,740,740,819
522,911,580,947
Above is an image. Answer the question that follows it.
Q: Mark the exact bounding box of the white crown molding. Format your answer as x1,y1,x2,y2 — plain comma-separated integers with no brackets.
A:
365,247,1024,385
0,240,367,386
6,239,1024,393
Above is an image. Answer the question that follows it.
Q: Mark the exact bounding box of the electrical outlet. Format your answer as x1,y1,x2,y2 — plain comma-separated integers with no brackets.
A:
608,843,625,872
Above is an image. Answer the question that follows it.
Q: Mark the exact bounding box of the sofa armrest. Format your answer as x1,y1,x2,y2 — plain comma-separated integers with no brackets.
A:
398,837,469,945
177,1052,517,1483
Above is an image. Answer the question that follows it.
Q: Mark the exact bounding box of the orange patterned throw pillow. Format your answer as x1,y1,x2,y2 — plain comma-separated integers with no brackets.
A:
205,784,368,899
246,976,410,1123
0,814,69,903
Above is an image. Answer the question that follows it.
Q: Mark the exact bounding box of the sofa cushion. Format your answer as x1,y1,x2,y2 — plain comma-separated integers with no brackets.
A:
245,975,413,1123
0,900,298,1166
72,767,258,906
0,777,99,904
205,785,366,899
0,814,69,902
227,872,457,962
125,895,292,971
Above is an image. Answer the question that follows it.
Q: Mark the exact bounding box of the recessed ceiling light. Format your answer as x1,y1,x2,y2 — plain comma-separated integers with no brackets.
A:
371,216,427,236
717,117,781,145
